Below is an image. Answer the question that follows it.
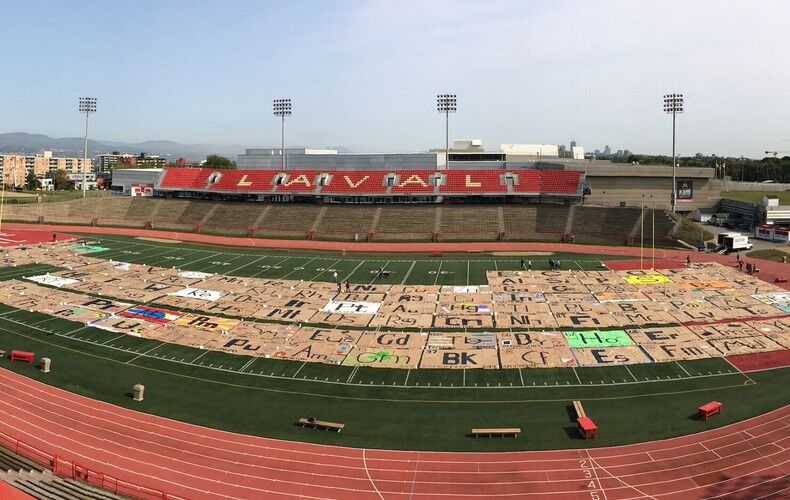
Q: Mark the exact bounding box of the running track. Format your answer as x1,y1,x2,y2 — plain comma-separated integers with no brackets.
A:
0,224,788,498
0,369,788,499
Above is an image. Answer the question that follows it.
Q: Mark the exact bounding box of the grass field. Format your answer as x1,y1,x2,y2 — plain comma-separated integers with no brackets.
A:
722,189,790,205
69,233,634,286
0,235,787,451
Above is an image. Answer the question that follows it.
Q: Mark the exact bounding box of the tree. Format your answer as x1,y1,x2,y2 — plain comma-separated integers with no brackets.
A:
203,155,236,169
54,169,72,190
26,171,38,191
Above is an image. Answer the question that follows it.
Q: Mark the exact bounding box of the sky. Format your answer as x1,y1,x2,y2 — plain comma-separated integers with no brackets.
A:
4,0,790,158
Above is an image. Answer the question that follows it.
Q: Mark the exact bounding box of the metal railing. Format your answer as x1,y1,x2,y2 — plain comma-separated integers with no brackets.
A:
0,429,184,500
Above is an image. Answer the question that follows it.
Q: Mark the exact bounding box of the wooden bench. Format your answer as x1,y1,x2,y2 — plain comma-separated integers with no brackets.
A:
471,428,521,438
10,350,34,364
573,400,587,419
298,418,345,432
698,401,722,421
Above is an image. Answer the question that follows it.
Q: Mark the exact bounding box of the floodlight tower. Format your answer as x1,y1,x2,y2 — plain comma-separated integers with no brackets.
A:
663,93,683,213
78,97,97,197
273,99,292,171
437,94,456,168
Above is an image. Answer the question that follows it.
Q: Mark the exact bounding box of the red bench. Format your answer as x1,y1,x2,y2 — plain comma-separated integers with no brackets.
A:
10,350,34,364
698,401,722,420
577,416,598,440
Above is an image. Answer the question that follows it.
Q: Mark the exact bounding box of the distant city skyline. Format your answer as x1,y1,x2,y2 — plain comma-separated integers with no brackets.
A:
3,1,789,159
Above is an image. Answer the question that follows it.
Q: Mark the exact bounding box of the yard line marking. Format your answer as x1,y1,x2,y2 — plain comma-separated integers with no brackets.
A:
152,248,203,265
345,259,366,282
240,357,257,372
404,368,411,386
136,246,198,265
401,261,416,284
624,364,638,382
346,365,359,383
572,366,582,385
125,341,166,364
433,261,443,286
227,255,266,276
675,360,692,378
292,362,307,378
101,334,128,345
253,255,292,279
201,253,247,273
63,326,89,336
190,350,210,363
466,260,470,286
310,258,340,282
518,368,525,386
30,316,57,327
281,256,318,279
180,251,224,269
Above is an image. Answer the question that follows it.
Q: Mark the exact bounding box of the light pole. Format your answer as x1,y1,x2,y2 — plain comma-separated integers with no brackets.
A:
273,99,291,171
78,97,97,198
663,93,683,213
437,94,456,168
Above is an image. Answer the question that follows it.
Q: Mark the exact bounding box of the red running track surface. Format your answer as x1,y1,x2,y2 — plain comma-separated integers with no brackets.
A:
0,368,788,499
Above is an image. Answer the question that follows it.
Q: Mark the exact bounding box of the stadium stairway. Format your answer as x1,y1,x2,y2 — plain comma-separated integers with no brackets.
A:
0,470,128,500
0,445,46,474
0,444,126,500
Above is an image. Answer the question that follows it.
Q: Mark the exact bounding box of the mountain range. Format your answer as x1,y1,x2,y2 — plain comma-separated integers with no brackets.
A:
0,132,249,160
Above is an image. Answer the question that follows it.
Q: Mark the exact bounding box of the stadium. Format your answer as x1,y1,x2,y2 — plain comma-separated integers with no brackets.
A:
0,139,788,500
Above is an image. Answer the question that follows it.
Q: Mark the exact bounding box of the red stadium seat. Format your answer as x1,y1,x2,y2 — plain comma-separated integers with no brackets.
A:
390,170,437,194
541,170,582,194
158,168,214,190
439,170,507,193
208,170,278,192
274,170,321,193
320,171,388,194
511,170,541,193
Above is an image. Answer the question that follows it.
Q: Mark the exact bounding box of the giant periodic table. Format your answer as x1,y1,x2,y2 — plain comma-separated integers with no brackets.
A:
1,242,788,370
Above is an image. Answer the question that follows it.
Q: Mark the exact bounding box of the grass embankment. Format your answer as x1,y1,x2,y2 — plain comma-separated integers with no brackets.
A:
722,190,790,205
748,248,790,261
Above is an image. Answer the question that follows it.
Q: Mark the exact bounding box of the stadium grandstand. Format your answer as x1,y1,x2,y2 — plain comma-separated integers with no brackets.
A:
3,143,723,247
109,143,721,211
153,167,585,203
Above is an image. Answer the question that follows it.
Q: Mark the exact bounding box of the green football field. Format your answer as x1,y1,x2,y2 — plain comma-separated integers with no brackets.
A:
0,234,787,451
70,233,634,285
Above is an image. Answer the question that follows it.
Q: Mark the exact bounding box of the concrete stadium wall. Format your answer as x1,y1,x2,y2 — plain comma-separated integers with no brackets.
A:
571,163,720,213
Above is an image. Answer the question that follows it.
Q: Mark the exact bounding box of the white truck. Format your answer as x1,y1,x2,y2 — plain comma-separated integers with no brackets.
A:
717,232,753,251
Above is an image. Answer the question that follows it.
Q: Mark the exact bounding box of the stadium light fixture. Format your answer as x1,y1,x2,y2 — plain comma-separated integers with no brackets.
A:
78,97,97,198
437,94,456,168
273,99,292,171
663,93,683,213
